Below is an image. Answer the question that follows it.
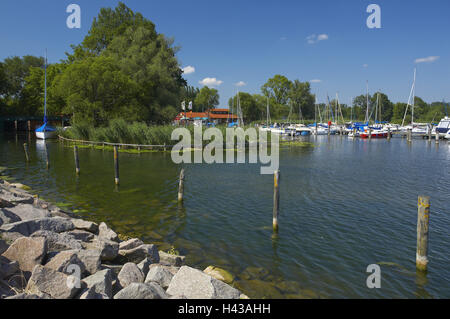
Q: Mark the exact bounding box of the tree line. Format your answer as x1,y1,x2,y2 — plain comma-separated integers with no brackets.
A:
0,2,448,125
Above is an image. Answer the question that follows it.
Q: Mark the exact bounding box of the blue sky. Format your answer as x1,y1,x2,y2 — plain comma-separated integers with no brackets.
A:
0,0,449,107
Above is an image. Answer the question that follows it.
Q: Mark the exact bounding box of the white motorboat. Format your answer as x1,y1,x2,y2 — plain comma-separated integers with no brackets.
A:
435,116,450,137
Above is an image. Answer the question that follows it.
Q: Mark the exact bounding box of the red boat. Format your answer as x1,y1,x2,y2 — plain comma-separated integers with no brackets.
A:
360,130,388,139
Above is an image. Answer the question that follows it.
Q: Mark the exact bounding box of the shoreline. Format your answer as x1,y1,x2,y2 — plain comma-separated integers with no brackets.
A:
0,175,248,299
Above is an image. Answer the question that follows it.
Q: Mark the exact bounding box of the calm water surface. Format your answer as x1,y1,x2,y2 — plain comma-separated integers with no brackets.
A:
0,133,449,298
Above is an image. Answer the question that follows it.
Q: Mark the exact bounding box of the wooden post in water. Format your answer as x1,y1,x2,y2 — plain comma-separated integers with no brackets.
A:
387,127,391,140
74,146,80,175
327,126,330,136
368,128,372,140
178,168,185,202
27,120,31,131
416,196,430,272
23,143,29,162
435,131,439,144
14,121,18,131
407,128,412,143
114,146,119,185
428,125,432,141
273,170,280,232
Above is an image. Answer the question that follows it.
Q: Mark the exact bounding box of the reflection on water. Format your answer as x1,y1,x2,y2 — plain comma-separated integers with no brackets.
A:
0,133,449,298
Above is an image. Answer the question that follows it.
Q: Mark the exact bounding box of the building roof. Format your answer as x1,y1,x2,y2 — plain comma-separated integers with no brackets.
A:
174,109,238,121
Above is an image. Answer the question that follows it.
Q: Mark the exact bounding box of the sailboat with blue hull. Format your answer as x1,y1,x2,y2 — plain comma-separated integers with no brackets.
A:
36,50,56,140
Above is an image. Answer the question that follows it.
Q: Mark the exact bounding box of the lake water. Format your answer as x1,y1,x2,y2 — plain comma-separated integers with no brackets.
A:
0,132,449,298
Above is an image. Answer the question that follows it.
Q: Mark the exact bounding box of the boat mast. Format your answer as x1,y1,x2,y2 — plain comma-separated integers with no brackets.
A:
365,80,369,124
402,68,416,127
411,67,417,125
44,49,47,124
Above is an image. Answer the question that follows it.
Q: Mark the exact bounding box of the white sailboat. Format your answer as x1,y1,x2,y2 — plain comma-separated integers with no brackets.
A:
36,50,56,140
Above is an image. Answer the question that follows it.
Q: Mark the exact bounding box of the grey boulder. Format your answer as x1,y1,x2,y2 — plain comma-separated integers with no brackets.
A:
2,236,47,273
26,265,80,299
82,269,113,299
114,282,167,299
145,265,174,289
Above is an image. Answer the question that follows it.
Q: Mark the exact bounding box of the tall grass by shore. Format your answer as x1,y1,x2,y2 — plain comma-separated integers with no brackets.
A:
58,119,279,147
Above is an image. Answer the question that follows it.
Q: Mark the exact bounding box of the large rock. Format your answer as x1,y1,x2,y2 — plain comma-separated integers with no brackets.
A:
166,266,241,299
79,287,109,299
0,208,21,225
2,237,47,273
82,269,113,299
6,293,47,299
31,230,82,252
84,238,119,262
117,262,144,289
119,238,144,251
98,222,119,242
66,229,94,242
0,239,8,255
0,188,34,205
204,266,234,285
45,250,86,274
0,256,19,280
76,249,102,275
114,282,167,299
117,244,159,264
26,265,80,299
0,198,15,209
71,219,98,234
159,251,186,267
145,265,174,289
137,257,152,277
3,204,50,221
0,217,74,237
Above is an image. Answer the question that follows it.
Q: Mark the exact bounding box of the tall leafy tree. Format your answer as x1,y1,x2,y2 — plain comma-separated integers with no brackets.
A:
194,86,219,112
228,92,263,122
261,75,292,105
289,80,315,119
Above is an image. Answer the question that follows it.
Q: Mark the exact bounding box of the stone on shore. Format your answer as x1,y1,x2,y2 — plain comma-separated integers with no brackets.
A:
119,238,144,251
65,229,94,242
117,262,144,289
71,219,98,234
76,249,102,275
0,188,34,205
4,204,50,221
0,198,15,209
137,257,152,277
85,238,119,262
203,266,234,285
117,244,159,264
0,239,8,255
31,230,83,252
98,222,119,242
79,287,109,299
0,208,21,225
0,256,19,280
145,265,173,289
82,269,113,299
166,266,241,299
6,293,50,299
26,265,80,299
0,217,74,238
114,282,167,299
45,250,86,274
2,237,47,273
159,251,186,267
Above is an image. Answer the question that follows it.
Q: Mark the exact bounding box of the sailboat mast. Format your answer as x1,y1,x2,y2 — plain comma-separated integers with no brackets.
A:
412,67,416,125
44,49,47,123
365,80,369,123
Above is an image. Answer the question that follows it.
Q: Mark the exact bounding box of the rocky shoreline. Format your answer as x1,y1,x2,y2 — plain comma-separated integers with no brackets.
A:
0,178,247,299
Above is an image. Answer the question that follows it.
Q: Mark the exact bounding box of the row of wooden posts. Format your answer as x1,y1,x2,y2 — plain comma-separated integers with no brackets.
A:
23,143,431,272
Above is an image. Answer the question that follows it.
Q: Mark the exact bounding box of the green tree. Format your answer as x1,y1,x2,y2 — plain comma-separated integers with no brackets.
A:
288,80,315,120
2,56,44,98
194,86,219,112
228,92,262,122
261,75,292,105
369,92,394,122
52,56,140,126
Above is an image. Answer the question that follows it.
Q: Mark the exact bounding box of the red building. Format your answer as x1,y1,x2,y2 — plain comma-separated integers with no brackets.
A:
174,108,238,125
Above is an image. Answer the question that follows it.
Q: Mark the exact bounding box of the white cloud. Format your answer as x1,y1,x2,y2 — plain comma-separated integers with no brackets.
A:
363,64,369,68
414,56,439,64
182,66,195,74
199,77,223,87
307,33,329,44
310,79,322,83
280,36,287,41
235,81,246,87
